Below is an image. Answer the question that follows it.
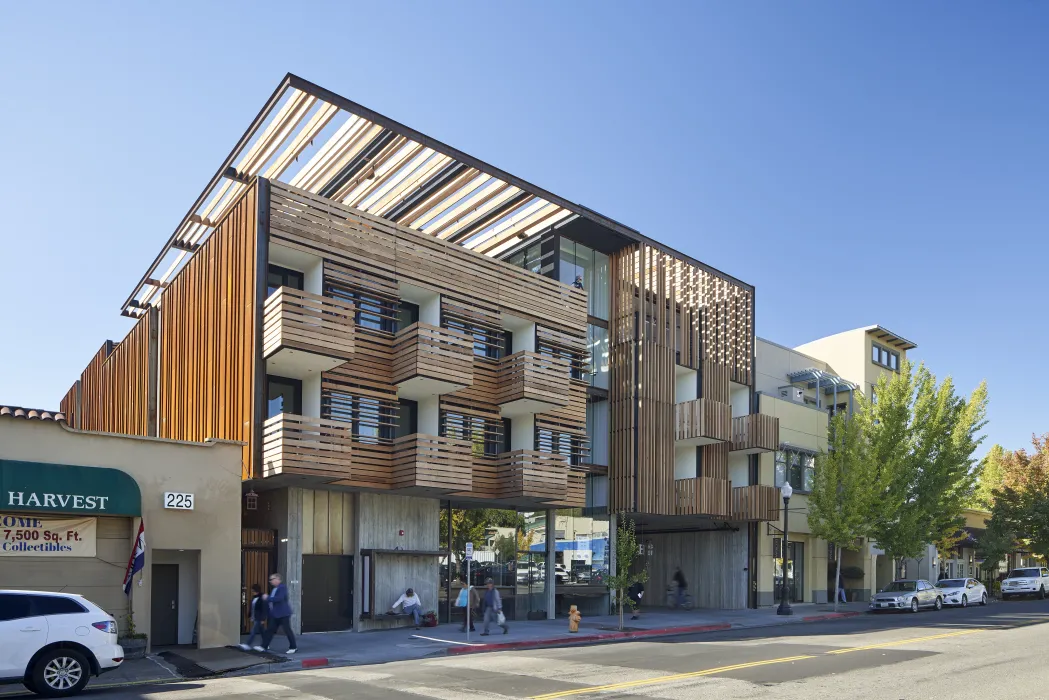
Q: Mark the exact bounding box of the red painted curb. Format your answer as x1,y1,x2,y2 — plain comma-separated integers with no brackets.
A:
800,612,862,622
446,623,731,655
300,657,329,668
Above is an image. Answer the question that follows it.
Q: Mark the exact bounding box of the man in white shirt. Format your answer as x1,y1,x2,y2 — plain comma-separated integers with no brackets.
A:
391,588,423,628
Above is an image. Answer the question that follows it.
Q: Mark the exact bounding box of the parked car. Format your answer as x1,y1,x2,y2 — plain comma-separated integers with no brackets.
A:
554,564,570,585
937,578,987,607
869,579,943,613
0,590,123,697
1001,567,1049,600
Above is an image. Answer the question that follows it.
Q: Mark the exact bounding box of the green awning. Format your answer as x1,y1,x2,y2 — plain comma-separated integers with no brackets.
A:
0,460,142,517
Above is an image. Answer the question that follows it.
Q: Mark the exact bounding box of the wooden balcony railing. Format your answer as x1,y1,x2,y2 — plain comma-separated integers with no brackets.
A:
732,484,781,521
730,414,780,453
390,434,472,493
550,470,587,508
262,287,355,364
261,413,354,480
675,476,732,517
496,351,571,415
496,450,569,502
391,323,474,397
675,398,732,446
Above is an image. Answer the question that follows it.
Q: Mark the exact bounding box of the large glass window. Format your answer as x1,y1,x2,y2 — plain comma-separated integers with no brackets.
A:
587,325,609,389
585,398,609,467
872,343,900,371
266,375,302,418
775,449,815,492
393,399,418,439
397,301,420,332
558,239,610,321
440,411,503,457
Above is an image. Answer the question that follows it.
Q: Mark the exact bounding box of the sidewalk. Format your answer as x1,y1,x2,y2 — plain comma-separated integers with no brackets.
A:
7,602,864,695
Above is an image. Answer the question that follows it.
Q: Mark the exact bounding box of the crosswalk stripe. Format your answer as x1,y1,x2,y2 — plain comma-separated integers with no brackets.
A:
138,677,334,700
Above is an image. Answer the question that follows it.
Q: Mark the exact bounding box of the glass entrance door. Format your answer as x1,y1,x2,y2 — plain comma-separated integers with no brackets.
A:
774,539,805,603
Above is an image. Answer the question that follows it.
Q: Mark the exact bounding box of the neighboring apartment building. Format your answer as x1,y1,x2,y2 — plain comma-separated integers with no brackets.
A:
754,326,917,605
57,74,782,631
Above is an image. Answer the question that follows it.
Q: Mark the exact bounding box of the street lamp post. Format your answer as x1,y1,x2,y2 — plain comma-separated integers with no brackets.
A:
777,482,794,616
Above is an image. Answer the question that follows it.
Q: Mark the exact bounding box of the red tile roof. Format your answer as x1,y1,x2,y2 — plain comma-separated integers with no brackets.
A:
0,406,66,422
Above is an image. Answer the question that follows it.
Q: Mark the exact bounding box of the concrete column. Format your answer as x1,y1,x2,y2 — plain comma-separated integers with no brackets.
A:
545,509,556,619
285,487,304,635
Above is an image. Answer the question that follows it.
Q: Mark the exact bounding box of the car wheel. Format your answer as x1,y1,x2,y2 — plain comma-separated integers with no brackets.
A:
32,648,91,697
1002,593,1010,601
910,598,919,613
980,593,988,606
934,597,943,611
961,594,968,608
1039,586,1046,600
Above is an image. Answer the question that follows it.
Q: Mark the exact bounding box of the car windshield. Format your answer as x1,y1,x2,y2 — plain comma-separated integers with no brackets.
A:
883,581,917,592
939,579,966,588
1010,569,1040,578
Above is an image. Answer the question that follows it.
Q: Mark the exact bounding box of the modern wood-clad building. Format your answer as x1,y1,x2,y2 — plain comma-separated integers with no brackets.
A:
60,74,783,628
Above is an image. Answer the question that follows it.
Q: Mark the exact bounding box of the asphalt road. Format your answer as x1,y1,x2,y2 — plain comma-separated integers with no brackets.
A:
37,599,1049,699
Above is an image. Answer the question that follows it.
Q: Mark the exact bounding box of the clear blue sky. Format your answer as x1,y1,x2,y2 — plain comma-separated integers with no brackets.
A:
1,2,1045,454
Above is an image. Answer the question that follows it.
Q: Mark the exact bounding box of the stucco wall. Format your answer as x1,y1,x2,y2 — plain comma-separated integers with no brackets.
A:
0,419,242,649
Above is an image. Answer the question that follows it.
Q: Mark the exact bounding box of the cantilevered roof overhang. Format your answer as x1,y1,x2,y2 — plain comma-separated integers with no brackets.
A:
121,73,751,317
864,325,917,351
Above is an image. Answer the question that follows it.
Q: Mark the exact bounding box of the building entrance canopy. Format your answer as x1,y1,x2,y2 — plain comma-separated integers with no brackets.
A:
0,460,142,517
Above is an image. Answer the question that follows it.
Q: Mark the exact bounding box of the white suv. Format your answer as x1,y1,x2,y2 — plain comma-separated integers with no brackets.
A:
0,591,123,697
1001,567,1049,600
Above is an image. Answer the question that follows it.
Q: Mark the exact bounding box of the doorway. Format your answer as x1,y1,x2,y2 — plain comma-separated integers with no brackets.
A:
773,539,805,603
151,564,179,646
301,555,353,632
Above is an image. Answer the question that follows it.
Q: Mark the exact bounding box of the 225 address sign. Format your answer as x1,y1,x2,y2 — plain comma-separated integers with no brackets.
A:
163,492,194,510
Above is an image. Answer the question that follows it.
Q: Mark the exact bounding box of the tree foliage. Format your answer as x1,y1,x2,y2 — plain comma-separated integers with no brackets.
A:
605,517,648,631
970,444,1008,509
861,361,988,573
440,508,527,563
989,435,1049,562
809,411,873,610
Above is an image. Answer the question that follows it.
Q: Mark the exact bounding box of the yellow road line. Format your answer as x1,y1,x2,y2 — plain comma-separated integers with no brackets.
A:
825,628,981,655
529,655,815,699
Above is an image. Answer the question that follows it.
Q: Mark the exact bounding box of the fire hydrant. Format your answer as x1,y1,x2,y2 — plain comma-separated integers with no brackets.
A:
568,605,582,633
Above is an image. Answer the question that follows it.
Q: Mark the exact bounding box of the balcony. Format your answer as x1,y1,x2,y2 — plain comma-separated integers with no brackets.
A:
675,476,731,517
263,287,355,379
496,450,569,503
390,434,472,493
261,413,354,480
731,484,780,521
675,399,731,446
391,323,474,399
730,414,780,454
496,351,571,417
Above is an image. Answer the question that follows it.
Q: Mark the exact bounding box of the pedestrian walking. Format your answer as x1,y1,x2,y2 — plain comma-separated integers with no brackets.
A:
240,583,268,650
455,578,480,632
628,580,644,620
256,573,297,654
837,573,847,604
481,577,508,635
673,567,687,609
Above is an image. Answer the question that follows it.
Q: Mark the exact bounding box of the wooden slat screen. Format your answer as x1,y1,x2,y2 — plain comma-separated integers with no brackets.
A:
730,414,780,453
610,243,754,514
157,182,259,477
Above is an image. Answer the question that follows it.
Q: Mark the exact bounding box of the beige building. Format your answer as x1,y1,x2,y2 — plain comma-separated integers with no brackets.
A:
0,406,242,651
754,326,917,606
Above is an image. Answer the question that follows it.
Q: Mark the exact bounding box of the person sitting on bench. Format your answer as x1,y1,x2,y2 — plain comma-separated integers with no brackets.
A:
390,588,423,629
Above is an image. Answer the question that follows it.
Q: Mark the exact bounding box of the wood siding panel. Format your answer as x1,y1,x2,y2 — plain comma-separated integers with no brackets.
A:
158,183,259,478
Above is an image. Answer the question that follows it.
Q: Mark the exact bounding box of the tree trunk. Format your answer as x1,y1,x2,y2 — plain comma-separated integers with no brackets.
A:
834,554,843,612
618,590,624,631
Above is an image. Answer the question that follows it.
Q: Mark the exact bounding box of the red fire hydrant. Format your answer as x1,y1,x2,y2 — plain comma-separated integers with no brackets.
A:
568,605,582,633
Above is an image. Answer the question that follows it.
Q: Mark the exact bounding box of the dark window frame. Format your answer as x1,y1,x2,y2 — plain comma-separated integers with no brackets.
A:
871,342,900,372
266,375,303,418
267,264,305,296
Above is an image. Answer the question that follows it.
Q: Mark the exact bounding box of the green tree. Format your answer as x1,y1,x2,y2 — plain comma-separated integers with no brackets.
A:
863,361,988,577
809,412,872,611
606,517,648,631
976,515,1015,586
991,435,1049,563
970,444,1008,509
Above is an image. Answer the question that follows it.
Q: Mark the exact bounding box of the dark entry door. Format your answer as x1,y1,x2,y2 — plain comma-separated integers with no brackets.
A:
301,555,353,633
151,564,179,646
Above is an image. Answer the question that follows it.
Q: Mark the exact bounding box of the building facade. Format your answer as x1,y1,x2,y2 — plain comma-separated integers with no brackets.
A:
753,326,917,605
58,74,786,632
0,407,242,650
